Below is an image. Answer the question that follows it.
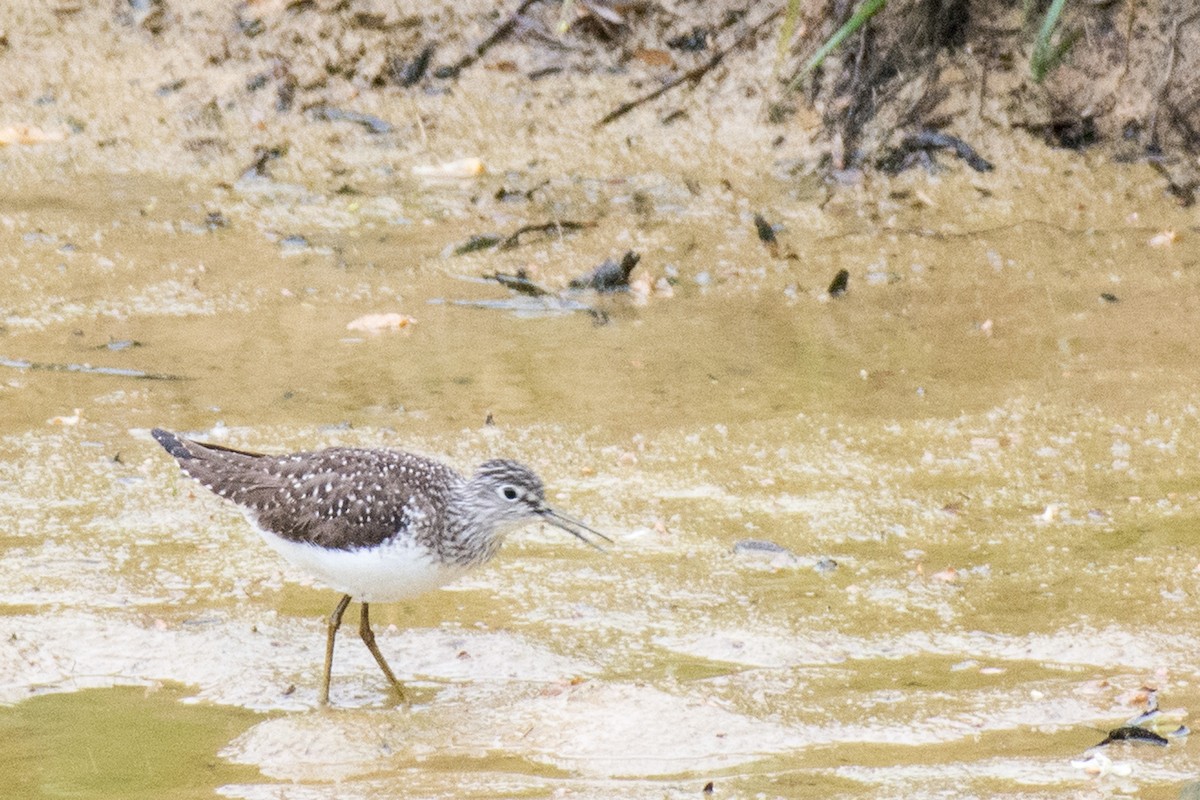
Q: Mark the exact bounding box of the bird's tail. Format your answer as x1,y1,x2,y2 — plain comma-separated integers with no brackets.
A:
151,428,196,460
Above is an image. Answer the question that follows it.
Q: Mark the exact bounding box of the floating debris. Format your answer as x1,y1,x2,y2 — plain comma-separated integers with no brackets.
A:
1071,751,1132,777
309,105,393,134
435,296,603,321
1148,230,1177,248
730,539,830,571
1100,292,1120,303
453,234,503,255
1118,688,1189,740
1126,688,1160,724
47,408,83,426
345,313,416,333
100,339,141,351
733,539,791,556
279,234,309,252
1094,725,1169,747
489,270,552,297
929,567,960,583
0,356,187,381
1035,503,1061,523
412,157,486,179
0,124,67,145
435,271,606,321
569,252,641,292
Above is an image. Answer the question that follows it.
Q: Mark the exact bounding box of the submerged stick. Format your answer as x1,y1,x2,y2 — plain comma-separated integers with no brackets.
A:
597,7,782,127
0,356,188,381
498,220,593,250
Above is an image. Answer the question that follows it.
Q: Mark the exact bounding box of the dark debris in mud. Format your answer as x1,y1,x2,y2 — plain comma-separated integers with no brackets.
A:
753,213,778,255
126,0,1200,190
499,220,594,251
450,221,594,256
488,270,552,298
307,105,393,134
1094,725,1169,748
877,130,993,174
827,269,849,298
569,251,640,292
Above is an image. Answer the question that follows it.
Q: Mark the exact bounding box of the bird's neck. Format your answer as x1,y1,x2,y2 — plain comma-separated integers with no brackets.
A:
442,487,505,567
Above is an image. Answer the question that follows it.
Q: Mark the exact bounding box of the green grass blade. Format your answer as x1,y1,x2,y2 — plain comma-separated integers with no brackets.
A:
776,0,803,70
786,0,888,93
1030,0,1071,81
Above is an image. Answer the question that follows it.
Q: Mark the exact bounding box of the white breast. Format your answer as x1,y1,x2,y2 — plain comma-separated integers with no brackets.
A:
254,526,471,603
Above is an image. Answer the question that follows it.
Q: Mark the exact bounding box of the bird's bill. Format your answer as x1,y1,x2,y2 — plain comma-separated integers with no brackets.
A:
540,507,613,552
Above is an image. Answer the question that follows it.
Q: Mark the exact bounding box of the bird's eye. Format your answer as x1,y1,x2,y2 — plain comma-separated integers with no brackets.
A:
498,486,520,501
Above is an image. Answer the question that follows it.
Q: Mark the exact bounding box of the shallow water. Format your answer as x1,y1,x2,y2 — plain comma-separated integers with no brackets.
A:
2,145,1200,800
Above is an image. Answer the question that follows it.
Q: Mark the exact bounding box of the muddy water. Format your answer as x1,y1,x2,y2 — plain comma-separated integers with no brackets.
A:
1,160,1199,800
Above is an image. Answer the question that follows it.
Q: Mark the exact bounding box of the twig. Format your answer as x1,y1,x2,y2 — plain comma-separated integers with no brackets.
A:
488,271,553,296
437,0,542,78
596,6,782,127
498,220,592,249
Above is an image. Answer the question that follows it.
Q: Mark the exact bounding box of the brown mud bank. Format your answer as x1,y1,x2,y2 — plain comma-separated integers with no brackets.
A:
3,1,1199,190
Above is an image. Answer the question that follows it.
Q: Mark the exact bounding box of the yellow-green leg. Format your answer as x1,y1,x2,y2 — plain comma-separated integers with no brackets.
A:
359,602,407,702
319,594,352,706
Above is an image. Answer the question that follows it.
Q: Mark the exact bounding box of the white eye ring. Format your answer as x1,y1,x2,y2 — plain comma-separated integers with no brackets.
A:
498,486,520,501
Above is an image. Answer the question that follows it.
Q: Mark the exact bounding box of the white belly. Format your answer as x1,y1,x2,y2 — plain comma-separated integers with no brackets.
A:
255,528,471,603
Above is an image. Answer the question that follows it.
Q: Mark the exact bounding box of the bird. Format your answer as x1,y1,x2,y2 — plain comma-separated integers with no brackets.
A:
151,428,609,705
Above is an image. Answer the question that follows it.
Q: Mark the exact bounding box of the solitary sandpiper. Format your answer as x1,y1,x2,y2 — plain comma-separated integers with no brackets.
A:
151,428,609,705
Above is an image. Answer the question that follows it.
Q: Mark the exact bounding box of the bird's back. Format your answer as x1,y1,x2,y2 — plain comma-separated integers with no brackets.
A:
152,428,463,553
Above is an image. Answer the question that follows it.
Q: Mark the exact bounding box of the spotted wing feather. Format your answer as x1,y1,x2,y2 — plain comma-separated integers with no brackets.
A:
153,428,463,551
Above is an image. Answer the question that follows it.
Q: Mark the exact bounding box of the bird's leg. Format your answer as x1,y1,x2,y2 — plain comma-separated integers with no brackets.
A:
320,594,352,706
359,602,407,702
